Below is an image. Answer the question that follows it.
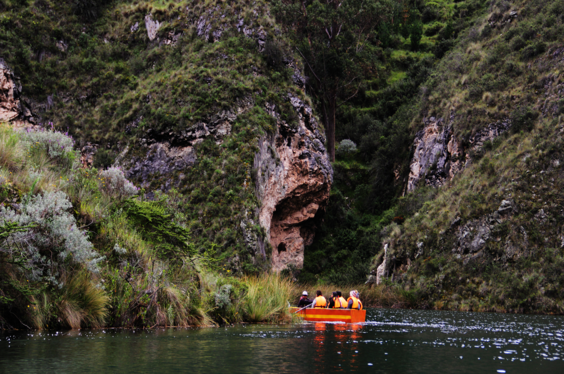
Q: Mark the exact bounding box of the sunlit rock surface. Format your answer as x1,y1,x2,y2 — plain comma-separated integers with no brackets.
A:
254,95,332,271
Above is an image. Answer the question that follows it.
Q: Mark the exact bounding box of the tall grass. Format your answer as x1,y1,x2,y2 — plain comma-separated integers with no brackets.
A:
58,273,109,329
0,124,21,172
240,273,292,322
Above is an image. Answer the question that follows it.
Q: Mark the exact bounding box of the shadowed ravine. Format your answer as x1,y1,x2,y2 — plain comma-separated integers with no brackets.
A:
1,309,563,373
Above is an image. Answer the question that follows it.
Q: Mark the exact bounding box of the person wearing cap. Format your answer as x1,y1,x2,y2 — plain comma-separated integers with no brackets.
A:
297,291,312,308
347,290,363,310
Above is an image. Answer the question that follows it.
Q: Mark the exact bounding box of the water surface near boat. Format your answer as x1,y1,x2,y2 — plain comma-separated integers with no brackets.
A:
1,308,563,373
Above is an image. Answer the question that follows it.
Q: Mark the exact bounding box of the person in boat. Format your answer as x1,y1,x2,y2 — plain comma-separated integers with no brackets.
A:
334,291,347,308
347,290,363,310
311,290,327,308
297,291,312,308
327,291,338,308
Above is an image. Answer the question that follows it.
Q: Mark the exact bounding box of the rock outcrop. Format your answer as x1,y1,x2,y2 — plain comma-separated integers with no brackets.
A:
121,89,332,272
0,59,33,126
254,94,332,271
125,97,253,186
407,114,511,193
144,15,161,41
407,116,464,193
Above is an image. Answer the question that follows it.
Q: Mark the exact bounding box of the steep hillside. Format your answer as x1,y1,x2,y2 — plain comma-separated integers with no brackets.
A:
372,0,564,313
288,0,487,284
0,0,331,328
0,0,332,274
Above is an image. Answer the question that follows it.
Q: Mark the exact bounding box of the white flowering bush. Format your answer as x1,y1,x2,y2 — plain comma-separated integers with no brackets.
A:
0,191,104,284
113,243,127,255
99,167,138,199
337,139,357,155
19,125,78,167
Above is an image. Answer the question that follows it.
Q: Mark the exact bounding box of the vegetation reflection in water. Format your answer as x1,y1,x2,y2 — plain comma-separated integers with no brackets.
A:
1,309,564,373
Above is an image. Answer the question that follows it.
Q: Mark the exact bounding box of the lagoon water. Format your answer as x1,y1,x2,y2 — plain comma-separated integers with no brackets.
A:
1,308,564,373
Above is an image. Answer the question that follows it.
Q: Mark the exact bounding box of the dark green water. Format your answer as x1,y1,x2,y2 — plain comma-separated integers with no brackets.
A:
1,308,564,373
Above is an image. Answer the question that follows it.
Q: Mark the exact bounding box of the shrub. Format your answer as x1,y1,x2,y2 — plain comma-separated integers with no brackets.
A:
510,106,538,133
480,24,492,39
337,139,357,155
521,42,546,60
410,21,423,51
263,40,285,70
99,167,138,199
93,148,116,169
0,191,103,284
510,37,526,51
19,125,77,167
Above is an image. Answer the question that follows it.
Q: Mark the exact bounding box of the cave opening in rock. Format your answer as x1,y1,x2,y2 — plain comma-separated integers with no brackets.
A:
278,243,287,252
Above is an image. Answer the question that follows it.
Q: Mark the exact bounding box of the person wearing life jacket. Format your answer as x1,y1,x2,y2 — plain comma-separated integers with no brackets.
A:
334,291,347,309
327,291,338,308
311,290,327,308
347,290,363,310
297,291,312,308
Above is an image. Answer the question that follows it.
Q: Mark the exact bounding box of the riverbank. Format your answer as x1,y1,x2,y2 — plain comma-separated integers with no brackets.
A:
290,282,564,314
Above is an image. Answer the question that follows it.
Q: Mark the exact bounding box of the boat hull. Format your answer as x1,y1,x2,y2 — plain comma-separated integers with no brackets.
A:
290,307,366,323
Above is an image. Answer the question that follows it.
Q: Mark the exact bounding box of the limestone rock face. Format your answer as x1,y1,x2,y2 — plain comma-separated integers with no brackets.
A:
451,198,521,264
376,244,389,285
0,59,26,124
127,142,196,189
254,94,332,272
407,114,511,193
407,116,464,193
144,14,161,41
124,97,253,187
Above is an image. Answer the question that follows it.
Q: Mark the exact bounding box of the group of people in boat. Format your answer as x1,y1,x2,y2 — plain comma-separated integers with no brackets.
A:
297,290,363,310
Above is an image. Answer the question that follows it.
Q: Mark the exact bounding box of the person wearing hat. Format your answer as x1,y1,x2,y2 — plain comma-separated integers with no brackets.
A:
297,291,312,308
347,290,363,310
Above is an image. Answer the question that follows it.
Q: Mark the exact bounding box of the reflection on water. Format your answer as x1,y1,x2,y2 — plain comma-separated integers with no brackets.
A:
1,309,564,373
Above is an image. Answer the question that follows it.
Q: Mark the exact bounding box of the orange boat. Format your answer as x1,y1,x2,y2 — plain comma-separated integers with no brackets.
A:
289,307,366,323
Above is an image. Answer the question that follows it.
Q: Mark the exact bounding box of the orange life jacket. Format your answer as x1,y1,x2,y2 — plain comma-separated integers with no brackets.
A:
333,296,347,308
315,296,327,308
347,296,363,310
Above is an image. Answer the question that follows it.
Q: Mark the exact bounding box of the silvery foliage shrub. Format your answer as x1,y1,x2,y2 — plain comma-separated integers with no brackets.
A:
99,167,138,199
337,139,357,154
19,124,76,160
215,284,233,309
0,191,104,285
113,243,127,255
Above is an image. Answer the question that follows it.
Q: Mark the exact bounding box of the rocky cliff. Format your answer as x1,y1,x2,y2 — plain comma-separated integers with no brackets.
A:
370,0,564,313
254,95,332,271
0,59,33,126
0,0,332,273
407,115,511,193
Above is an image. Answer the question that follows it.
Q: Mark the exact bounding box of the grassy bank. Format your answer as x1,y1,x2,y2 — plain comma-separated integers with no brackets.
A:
0,124,293,329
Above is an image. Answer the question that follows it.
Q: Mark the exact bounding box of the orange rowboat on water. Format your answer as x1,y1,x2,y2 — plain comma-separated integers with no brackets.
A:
289,307,366,323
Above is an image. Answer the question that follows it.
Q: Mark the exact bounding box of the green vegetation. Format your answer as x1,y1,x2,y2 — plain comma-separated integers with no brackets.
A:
279,0,481,284
360,0,564,313
290,0,564,317
0,0,309,275
0,125,292,329
2,0,564,321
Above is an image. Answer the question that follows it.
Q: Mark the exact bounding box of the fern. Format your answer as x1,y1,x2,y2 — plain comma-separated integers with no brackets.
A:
122,198,196,259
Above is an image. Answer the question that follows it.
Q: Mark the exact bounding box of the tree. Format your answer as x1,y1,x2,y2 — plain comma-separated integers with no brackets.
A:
273,0,394,161
410,20,423,50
